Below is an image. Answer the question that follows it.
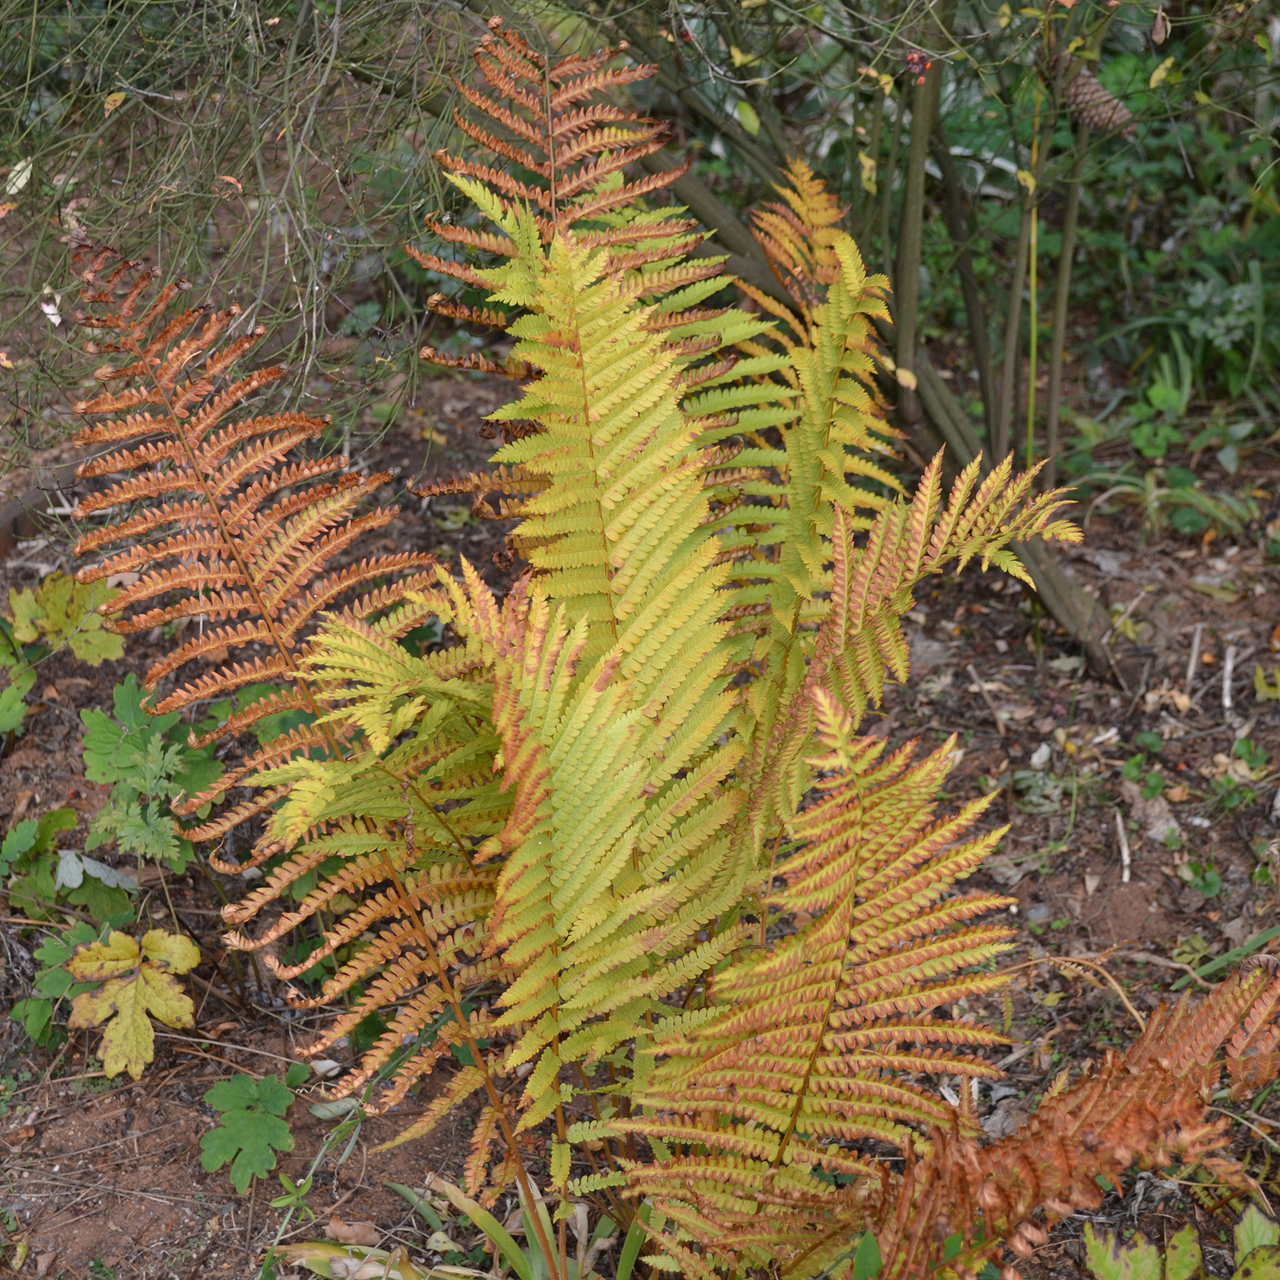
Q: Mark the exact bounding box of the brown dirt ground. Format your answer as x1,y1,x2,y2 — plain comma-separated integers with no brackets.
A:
2,367,1280,1278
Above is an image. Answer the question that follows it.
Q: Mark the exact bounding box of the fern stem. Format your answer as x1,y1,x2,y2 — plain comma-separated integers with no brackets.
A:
1044,123,1088,491
769,772,864,1173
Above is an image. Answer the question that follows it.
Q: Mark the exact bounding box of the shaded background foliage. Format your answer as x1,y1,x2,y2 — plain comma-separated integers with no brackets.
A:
4,0,1280,488
0,0,482,474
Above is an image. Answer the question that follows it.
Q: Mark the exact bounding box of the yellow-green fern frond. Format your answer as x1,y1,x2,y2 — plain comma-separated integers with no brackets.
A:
740,451,1079,857
458,565,749,1167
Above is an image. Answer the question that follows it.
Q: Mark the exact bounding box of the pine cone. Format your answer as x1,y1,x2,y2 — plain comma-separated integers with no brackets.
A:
1066,62,1136,138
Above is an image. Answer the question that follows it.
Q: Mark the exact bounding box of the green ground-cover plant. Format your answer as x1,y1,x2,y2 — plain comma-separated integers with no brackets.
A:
61,23,1280,1280
1083,1204,1280,1280
0,803,135,923
0,569,121,736
80,673,224,872
200,1064,310,1194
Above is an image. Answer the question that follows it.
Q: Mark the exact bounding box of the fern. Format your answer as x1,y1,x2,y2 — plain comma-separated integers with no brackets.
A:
195,34,1073,1219
67,29,1280,1280
251,222,752,1198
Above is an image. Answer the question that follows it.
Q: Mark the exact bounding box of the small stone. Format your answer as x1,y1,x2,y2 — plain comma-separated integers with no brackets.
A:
1177,887,1206,913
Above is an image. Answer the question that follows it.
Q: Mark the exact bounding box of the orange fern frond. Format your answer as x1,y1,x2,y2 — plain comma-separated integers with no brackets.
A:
67,243,436,832
747,156,846,338
870,967,1280,1280
408,15,696,288
622,683,1013,1273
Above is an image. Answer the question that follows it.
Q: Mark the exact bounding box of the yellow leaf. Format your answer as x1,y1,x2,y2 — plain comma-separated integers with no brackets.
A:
1194,90,1212,105
65,929,142,982
736,101,761,137
1149,56,1175,89
997,2,1012,25
1017,168,1037,193
729,45,761,67
1066,37,1084,53
858,151,877,195
1255,665,1280,702
0,201,15,219
896,368,918,390
0,351,12,369
1040,990,1066,1007
857,65,894,96
141,927,201,973
104,91,126,117
1255,33,1272,60
66,928,199,1080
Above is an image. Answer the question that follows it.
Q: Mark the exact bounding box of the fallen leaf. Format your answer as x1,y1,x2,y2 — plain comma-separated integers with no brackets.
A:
103,91,126,116
218,174,243,194
0,203,16,220
1166,784,1189,802
67,928,201,1080
282,1243,425,1280
4,158,33,196
1189,580,1241,603
1084,874,1101,896
328,1216,381,1247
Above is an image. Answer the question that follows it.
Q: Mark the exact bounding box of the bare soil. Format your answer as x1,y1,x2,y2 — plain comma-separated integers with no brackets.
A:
2,371,1280,1278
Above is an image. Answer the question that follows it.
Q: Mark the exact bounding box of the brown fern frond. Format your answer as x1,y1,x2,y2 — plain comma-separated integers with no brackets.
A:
425,295,514,329
414,17,696,286
868,969,1280,1280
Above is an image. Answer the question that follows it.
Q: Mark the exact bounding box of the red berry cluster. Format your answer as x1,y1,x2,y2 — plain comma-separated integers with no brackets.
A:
905,50,932,83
